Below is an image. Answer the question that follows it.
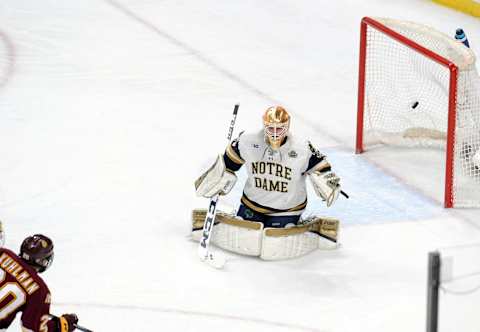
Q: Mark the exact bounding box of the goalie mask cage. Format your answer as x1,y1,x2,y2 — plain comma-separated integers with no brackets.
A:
356,17,480,208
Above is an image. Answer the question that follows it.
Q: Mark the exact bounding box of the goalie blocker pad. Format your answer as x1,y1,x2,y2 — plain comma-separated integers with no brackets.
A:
194,155,237,198
191,210,339,260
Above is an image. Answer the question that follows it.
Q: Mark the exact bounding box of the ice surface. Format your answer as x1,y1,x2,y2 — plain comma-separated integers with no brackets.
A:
0,1,479,331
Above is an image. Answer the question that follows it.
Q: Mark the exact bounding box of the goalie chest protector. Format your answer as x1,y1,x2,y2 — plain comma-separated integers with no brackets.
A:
232,130,324,212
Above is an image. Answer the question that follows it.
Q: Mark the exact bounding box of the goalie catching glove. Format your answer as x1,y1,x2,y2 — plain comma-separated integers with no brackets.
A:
195,155,237,198
309,170,341,207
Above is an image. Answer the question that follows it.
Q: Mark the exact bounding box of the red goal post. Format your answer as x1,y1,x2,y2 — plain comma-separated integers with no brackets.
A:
356,17,480,208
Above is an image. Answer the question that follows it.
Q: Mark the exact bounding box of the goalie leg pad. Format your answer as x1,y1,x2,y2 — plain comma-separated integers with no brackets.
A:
260,228,320,260
260,217,340,260
211,221,263,256
192,209,264,256
308,216,340,246
192,210,339,260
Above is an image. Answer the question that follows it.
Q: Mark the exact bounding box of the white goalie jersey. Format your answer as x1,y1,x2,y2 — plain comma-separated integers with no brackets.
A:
223,130,331,215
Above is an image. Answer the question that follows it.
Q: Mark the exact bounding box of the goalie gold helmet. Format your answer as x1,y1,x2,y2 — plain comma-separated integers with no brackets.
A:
20,234,54,273
263,106,290,149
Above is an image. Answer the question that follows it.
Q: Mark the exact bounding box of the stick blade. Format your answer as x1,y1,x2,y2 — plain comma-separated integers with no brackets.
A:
200,251,226,269
207,252,226,269
198,245,208,260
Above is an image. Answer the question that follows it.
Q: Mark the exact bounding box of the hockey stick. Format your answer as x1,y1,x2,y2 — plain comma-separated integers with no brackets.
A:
198,104,240,269
48,314,94,332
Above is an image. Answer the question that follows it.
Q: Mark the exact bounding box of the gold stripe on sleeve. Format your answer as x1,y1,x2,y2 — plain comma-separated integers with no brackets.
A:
226,144,245,165
311,160,331,173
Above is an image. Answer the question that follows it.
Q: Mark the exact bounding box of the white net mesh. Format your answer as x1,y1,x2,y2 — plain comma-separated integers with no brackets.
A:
361,17,480,207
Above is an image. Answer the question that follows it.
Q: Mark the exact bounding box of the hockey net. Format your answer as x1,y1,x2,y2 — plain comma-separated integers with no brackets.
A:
356,17,480,208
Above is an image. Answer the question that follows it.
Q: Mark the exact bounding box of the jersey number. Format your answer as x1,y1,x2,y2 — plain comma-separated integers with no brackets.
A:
0,269,27,320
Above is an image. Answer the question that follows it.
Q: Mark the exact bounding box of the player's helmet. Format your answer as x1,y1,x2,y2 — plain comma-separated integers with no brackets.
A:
263,106,290,150
19,234,54,273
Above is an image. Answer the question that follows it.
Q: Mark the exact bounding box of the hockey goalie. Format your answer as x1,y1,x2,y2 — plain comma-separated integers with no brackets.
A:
193,106,342,260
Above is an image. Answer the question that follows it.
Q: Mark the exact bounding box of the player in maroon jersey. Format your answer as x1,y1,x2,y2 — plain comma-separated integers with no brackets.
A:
0,234,78,332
